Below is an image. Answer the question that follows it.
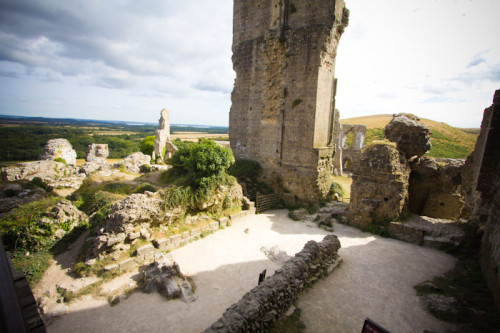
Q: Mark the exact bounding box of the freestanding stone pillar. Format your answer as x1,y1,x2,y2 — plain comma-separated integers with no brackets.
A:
153,108,177,162
229,0,349,203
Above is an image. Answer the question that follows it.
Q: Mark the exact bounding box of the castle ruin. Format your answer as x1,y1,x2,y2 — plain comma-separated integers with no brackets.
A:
334,123,366,175
152,108,177,163
229,0,349,203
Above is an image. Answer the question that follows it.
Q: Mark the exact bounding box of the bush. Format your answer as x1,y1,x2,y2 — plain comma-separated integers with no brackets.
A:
28,177,53,192
140,136,155,156
139,164,152,173
0,197,63,251
133,183,156,194
228,159,261,180
328,182,345,199
167,139,233,189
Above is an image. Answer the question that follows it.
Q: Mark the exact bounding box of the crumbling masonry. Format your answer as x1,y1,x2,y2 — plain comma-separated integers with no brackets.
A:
229,0,349,202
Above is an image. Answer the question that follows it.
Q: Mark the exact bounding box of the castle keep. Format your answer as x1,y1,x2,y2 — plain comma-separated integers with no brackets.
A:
229,0,349,202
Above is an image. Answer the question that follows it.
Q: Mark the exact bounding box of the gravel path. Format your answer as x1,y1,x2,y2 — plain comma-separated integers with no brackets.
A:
46,210,455,332
298,222,456,333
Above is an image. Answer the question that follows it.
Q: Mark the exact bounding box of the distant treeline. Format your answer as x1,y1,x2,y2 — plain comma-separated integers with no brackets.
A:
0,123,229,162
0,125,147,161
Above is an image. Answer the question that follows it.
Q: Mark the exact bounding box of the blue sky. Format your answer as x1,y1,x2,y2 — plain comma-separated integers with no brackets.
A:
0,0,498,127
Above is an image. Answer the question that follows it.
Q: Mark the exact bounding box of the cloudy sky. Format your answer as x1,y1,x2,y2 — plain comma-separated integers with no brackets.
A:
0,0,498,128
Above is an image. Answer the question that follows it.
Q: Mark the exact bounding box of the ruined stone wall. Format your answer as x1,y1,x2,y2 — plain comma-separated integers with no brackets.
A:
230,0,348,202
465,90,500,305
203,235,341,333
409,157,464,220
348,143,410,229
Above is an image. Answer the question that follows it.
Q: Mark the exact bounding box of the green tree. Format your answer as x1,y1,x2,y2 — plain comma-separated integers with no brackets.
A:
140,136,155,156
168,139,233,188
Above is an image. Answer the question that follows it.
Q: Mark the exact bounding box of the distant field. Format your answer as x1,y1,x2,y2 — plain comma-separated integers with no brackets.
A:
171,132,229,142
89,131,138,136
340,114,478,159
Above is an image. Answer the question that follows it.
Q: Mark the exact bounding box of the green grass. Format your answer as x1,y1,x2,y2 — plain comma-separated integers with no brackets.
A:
354,127,476,159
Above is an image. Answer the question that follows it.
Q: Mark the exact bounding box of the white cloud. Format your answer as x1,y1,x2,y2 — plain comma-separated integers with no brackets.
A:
0,0,498,128
336,0,500,128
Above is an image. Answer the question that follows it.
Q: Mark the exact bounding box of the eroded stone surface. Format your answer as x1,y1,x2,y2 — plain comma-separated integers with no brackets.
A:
229,0,349,203
348,143,410,229
409,157,464,220
113,152,151,173
384,113,431,159
39,138,77,166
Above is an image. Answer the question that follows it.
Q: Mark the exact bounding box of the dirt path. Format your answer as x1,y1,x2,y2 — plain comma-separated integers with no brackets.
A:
45,210,455,332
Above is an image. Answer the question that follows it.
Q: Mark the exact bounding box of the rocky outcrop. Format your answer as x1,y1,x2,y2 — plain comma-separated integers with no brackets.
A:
88,181,245,260
384,113,431,159
204,235,341,333
80,144,109,175
39,138,77,166
113,152,151,173
41,199,89,238
409,157,464,220
348,143,410,229
1,160,85,189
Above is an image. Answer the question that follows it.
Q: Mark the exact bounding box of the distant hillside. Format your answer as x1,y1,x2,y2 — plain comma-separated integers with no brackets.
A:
340,114,479,159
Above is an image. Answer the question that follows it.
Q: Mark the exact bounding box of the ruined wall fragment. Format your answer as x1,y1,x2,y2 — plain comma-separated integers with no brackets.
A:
463,89,500,305
153,108,177,162
348,143,410,229
384,113,431,160
230,0,349,203
409,157,464,220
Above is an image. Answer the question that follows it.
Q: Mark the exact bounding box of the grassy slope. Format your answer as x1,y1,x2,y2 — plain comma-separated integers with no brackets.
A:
340,114,478,159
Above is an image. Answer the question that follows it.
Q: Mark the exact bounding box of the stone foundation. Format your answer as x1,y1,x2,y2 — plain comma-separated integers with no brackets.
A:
203,234,341,333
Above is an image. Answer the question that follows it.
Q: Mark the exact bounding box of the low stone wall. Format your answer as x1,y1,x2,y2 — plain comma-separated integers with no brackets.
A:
106,207,256,273
203,234,341,333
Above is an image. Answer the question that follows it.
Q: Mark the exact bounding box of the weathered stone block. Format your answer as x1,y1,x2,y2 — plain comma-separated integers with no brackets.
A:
190,228,201,238
170,234,182,247
219,217,229,227
388,222,424,244
209,221,219,231
136,244,154,256
119,258,138,271
104,264,118,272
154,238,170,250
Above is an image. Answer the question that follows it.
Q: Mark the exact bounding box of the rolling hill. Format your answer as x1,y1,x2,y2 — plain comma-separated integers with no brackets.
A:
340,114,479,159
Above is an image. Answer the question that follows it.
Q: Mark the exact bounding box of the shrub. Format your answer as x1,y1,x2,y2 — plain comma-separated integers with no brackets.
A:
228,159,261,180
167,139,233,189
140,136,155,156
139,164,152,173
328,182,345,199
0,197,63,251
28,177,53,192
133,183,156,194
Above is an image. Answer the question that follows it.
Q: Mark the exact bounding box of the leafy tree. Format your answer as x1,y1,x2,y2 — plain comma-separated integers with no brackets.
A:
168,139,233,188
140,136,155,156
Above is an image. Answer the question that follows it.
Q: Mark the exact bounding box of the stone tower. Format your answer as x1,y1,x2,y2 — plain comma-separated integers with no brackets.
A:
229,0,349,202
